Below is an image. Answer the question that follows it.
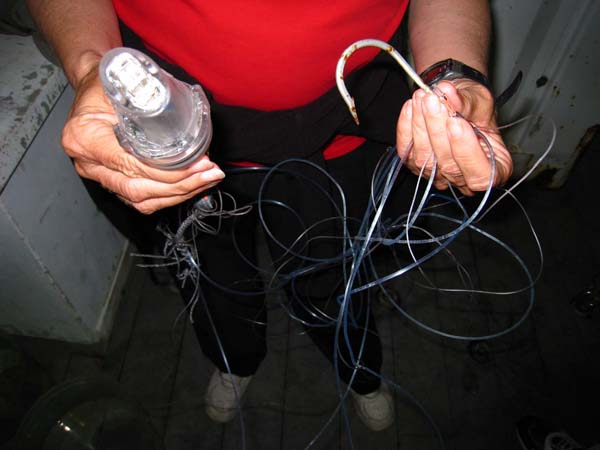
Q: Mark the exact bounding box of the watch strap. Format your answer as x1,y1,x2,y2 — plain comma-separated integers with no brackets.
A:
420,58,492,92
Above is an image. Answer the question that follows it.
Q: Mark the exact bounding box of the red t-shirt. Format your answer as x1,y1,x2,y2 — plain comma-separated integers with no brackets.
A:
113,0,408,158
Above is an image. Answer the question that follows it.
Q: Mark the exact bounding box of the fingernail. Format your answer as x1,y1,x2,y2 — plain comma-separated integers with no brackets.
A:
448,118,463,138
207,168,225,179
425,95,440,114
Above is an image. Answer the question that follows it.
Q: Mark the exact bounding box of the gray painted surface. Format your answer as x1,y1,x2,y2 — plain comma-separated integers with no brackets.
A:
0,34,67,190
1,87,126,335
0,204,92,341
1,36,128,343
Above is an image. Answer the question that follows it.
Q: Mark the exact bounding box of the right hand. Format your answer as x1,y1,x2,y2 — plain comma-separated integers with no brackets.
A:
62,63,225,214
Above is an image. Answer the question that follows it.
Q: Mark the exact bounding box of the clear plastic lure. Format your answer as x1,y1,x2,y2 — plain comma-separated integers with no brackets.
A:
99,47,212,169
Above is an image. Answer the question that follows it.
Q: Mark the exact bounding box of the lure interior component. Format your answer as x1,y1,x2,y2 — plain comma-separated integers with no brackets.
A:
99,47,212,169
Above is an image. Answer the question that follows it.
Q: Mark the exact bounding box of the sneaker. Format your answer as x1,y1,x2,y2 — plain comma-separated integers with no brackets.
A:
516,416,585,450
205,369,252,423
350,382,395,431
545,432,585,450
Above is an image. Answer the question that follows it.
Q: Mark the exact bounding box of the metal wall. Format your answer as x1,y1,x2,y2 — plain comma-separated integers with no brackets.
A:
0,87,128,344
491,0,600,187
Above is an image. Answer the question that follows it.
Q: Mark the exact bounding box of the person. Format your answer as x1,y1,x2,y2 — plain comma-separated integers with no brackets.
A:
26,0,513,432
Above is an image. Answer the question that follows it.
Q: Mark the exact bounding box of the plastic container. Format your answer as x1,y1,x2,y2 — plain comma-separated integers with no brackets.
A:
16,377,165,450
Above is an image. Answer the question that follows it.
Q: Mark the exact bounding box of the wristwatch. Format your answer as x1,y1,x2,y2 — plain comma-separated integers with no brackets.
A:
419,58,492,92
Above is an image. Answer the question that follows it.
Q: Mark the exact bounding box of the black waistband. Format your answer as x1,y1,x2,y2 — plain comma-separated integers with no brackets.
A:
119,20,410,166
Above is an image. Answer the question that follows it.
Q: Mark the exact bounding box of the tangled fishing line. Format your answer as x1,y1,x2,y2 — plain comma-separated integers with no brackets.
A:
135,39,555,450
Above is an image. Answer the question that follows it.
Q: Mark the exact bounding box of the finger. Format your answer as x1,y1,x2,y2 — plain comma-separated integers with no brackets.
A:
423,94,467,188
447,116,495,192
441,178,475,197
93,132,215,183
431,173,473,193
122,166,225,202
63,114,215,184
411,90,435,178
435,80,495,124
125,181,223,215
76,161,225,203
106,148,216,182
433,81,464,115
432,177,449,191
457,185,475,197
396,100,414,160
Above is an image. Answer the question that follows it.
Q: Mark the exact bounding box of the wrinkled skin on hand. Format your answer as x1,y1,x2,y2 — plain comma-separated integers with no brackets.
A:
61,65,225,214
396,80,513,196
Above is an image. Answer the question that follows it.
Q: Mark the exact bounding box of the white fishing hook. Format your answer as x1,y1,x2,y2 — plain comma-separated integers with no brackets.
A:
335,39,434,125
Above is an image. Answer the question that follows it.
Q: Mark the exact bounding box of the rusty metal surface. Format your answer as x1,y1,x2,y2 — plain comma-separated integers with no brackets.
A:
494,0,600,188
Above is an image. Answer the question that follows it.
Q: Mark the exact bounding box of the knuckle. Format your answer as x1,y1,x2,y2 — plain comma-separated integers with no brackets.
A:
413,152,433,168
72,160,85,174
61,119,81,156
111,151,135,176
467,176,490,191
121,179,147,203
175,178,199,196
438,164,462,180
173,185,191,197
115,176,131,199
136,203,157,215
61,115,102,161
123,157,145,178
412,89,425,102
478,84,494,104
414,158,429,168
434,180,449,190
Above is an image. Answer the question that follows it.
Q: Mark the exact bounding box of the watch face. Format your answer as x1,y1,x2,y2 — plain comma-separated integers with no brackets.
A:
429,64,449,81
423,60,453,85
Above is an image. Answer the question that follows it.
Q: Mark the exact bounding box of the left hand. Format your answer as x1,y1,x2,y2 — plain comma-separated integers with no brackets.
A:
396,79,513,196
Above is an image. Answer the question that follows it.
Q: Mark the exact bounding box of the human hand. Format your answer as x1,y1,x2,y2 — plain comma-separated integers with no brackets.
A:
396,80,512,196
61,64,225,214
